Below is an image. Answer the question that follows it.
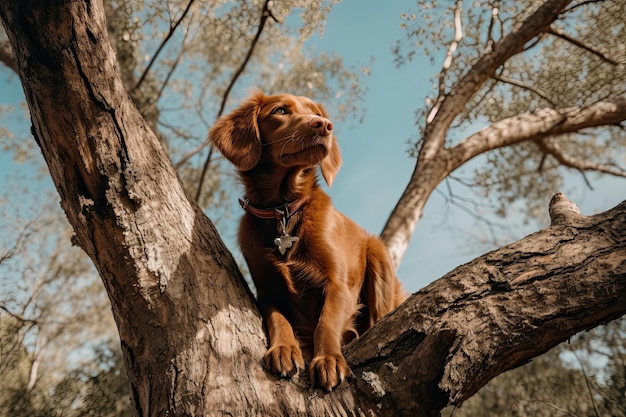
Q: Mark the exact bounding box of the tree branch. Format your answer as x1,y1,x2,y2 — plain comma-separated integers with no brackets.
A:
494,74,556,105
381,0,574,267
193,0,277,203
420,0,572,159
427,0,464,124
0,305,39,325
536,137,626,178
547,26,620,65
483,2,500,54
154,27,190,104
563,0,607,14
131,0,196,93
451,99,626,166
348,193,626,415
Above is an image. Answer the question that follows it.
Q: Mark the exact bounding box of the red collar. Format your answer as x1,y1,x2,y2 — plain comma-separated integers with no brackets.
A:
238,196,308,220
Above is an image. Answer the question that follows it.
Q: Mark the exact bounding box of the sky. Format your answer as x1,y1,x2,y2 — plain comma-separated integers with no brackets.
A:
1,0,625,294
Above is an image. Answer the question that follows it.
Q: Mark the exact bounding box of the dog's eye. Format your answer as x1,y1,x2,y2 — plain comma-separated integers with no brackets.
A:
272,107,288,115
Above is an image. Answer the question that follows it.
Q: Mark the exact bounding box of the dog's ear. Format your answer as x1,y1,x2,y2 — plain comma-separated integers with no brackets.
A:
321,136,342,186
317,103,342,187
320,136,341,187
209,92,264,171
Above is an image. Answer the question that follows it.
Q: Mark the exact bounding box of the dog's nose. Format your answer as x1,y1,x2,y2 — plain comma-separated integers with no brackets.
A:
309,117,333,136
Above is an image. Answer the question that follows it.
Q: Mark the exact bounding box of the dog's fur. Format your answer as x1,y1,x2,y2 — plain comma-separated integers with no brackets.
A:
210,92,405,390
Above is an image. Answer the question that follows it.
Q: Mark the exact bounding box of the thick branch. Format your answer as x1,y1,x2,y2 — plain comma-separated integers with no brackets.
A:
450,99,626,167
347,193,626,416
0,2,261,415
420,0,572,159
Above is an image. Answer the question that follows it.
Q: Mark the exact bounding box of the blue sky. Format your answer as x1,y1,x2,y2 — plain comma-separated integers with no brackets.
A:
1,0,625,294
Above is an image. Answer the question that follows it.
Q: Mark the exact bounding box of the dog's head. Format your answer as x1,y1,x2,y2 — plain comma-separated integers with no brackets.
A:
209,91,342,186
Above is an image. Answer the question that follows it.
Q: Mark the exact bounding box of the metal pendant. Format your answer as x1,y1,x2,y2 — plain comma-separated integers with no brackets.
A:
274,233,298,255
274,215,298,255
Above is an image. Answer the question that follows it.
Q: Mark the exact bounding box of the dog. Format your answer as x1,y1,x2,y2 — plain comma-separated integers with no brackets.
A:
210,91,406,391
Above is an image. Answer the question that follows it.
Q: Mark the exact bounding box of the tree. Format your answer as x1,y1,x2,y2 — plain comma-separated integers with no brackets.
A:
1,0,363,411
383,0,626,266
0,198,118,416
0,0,624,416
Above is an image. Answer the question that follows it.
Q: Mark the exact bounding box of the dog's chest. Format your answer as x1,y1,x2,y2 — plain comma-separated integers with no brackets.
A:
257,213,304,257
247,210,329,290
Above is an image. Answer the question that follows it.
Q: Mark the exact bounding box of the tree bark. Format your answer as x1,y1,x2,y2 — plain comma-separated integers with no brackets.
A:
1,1,625,417
348,193,626,416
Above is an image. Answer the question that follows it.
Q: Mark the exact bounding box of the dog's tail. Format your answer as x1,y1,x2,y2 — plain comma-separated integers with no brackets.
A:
361,236,406,329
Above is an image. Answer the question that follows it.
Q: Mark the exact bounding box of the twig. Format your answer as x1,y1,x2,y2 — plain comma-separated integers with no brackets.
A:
563,0,606,14
158,119,197,141
484,1,500,54
547,26,619,66
427,0,464,124
494,74,556,105
571,349,601,417
0,219,34,265
516,399,579,417
131,0,196,93
173,83,214,169
0,305,39,325
435,178,508,247
194,0,277,203
536,137,626,178
155,24,191,103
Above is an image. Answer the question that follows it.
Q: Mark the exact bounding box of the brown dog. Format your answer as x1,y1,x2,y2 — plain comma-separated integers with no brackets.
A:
210,91,405,391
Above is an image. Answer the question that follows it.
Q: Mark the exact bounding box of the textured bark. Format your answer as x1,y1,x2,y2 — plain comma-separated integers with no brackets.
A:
1,1,625,416
0,1,264,415
348,193,626,416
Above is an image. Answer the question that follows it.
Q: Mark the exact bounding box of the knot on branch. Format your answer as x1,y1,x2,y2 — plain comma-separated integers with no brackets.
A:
549,192,582,225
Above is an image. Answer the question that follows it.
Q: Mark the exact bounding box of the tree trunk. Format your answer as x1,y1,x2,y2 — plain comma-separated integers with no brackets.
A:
1,1,625,416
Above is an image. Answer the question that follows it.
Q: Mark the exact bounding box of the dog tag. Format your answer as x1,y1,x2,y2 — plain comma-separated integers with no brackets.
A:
274,213,298,255
274,234,298,255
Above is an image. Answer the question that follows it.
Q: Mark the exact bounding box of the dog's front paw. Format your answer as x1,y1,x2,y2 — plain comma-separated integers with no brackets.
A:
263,344,305,378
309,353,351,391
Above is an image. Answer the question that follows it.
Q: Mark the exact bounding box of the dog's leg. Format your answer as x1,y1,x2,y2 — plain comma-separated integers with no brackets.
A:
309,282,353,391
263,305,304,378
